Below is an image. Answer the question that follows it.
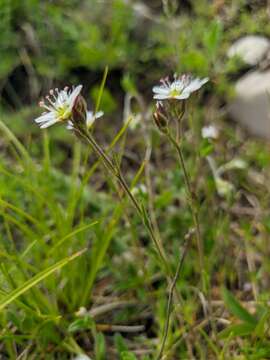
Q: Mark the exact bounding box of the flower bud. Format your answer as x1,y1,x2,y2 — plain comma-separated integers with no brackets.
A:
153,102,169,133
71,94,87,129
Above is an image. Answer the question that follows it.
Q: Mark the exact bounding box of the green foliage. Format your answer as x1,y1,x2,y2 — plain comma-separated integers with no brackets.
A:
121,352,138,360
222,287,257,325
2,0,266,112
1,0,270,358
68,315,94,333
114,333,129,354
91,86,117,114
0,0,136,98
220,288,270,347
0,249,86,311
94,331,106,360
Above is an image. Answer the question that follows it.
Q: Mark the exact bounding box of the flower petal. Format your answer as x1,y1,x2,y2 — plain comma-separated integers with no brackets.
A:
153,94,169,100
152,86,169,94
66,121,74,130
40,118,58,129
86,110,104,128
68,85,83,110
171,80,185,91
184,77,208,93
35,112,55,123
95,111,104,118
174,92,190,100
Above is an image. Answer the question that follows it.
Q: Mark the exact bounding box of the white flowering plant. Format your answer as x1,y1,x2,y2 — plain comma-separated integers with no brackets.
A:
153,74,208,101
1,0,268,358
32,73,210,359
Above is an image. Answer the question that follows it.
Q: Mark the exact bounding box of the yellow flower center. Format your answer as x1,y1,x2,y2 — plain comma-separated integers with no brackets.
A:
57,106,71,121
169,89,181,97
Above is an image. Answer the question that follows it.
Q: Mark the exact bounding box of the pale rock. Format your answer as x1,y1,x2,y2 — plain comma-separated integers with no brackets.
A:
228,35,270,66
229,70,270,139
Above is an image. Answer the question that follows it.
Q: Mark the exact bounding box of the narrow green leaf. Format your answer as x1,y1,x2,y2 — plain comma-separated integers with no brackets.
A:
68,315,94,333
0,249,86,311
0,198,40,227
254,309,270,338
0,119,31,164
218,323,255,339
48,221,98,254
95,66,109,114
222,287,257,325
114,333,128,354
95,332,106,360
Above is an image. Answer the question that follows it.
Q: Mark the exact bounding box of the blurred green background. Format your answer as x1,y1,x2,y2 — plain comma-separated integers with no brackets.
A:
1,0,269,118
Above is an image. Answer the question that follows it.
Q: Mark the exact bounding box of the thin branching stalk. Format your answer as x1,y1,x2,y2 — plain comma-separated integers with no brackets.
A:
157,236,190,360
139,95,194,356
78,128,170,274
166,130,204,278
78,127,190,356
166,129,217,341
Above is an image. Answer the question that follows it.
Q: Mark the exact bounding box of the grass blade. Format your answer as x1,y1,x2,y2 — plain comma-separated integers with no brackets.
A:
0,249,86,311
95,66,108,115
222,287,257,325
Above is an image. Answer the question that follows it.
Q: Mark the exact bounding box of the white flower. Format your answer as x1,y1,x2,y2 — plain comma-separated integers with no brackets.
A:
153,75,208,100
86,110,103,128
201,125,219,139
35,85,82,129
67,110,103,130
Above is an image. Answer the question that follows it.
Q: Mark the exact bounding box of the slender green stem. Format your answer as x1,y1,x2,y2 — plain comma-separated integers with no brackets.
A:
167,131,218,342
77,127,187,356
78,128,169,273
157,237,190,360
167,131,204,279
117,170,170,273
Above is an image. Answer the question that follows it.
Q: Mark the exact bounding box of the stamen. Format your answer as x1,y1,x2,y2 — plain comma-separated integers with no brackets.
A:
49,89,59,101
160,77,170,87
46,95,56,108
43,104,54,111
